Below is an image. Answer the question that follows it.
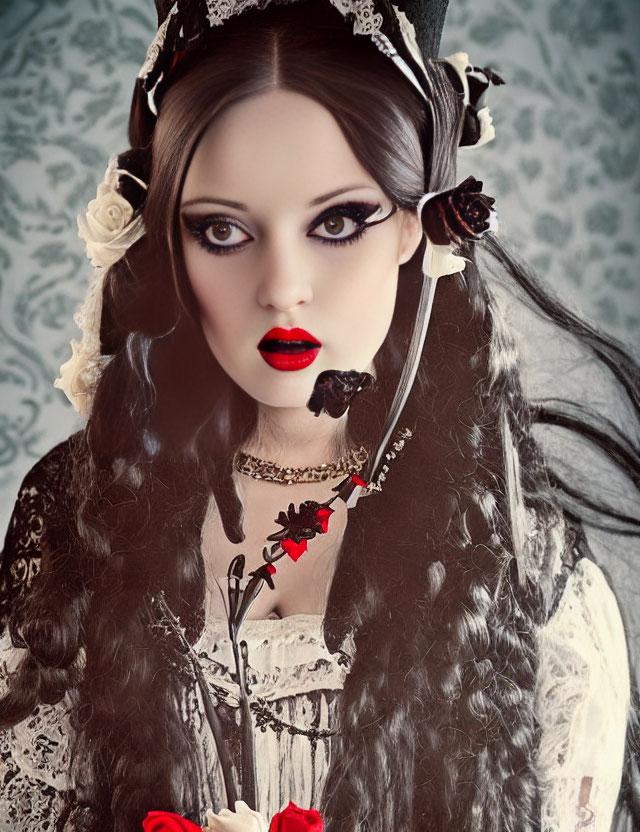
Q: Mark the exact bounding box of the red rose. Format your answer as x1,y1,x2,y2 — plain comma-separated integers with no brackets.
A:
281,538,308,562
269,802,323,832
143,811,203,832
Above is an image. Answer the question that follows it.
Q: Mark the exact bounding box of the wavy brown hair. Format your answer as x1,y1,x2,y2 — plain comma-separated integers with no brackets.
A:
2,3,638,831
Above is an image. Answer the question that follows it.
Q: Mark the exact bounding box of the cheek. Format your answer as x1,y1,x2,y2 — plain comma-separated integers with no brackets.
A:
183,249,246,352
329,246,400,360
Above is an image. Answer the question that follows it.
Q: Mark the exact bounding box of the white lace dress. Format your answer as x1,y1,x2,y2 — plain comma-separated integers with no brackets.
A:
0,612,351,830
184,612,353,820
0,559,630,831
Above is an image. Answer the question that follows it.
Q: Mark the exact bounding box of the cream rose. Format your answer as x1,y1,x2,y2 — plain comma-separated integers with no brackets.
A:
53,338,92,417
54,338,110,417
204,801,268,832
77,157,145,269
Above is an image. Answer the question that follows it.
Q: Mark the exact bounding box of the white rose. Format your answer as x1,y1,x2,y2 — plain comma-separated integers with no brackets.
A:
53,338,110,417
77,158,145,269
54,339,91,416
54,338,108,417
204,801,268,832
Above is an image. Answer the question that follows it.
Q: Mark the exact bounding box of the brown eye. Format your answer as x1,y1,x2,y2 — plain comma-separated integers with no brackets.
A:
207,222,232,242
323,216,345,235
182,213,252,254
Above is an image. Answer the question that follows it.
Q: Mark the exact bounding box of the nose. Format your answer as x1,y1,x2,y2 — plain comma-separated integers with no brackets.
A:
255,235,313,312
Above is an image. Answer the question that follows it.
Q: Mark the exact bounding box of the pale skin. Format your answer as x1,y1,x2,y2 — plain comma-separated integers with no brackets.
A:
180,89,423,619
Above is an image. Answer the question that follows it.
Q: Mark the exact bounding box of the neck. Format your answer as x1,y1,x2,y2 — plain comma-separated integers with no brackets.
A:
244,404,348,468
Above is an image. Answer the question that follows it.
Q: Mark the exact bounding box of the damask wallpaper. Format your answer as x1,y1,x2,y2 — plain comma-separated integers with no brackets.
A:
0,0,638,659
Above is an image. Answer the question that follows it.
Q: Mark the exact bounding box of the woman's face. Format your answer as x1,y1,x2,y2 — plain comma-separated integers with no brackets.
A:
180,89,422,409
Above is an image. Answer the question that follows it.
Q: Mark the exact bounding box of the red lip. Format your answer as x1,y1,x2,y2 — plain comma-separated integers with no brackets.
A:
258,327,321,372
260,327,321,345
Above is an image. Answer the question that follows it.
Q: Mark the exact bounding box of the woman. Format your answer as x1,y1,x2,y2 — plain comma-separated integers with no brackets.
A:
0,0,637,830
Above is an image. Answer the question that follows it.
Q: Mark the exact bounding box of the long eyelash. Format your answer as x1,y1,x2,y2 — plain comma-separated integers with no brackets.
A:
182,215,248,256
182,201,391,254
309,201,386,247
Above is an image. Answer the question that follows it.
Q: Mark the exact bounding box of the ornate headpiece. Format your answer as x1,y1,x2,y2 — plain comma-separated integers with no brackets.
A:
56,0,501,427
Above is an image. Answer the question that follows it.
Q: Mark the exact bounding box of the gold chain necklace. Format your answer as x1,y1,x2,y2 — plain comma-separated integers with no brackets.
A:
235,445,368,485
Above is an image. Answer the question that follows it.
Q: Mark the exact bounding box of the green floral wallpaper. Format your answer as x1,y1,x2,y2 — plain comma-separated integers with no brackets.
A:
0,0,155,515
443,0,640,338
1,1,638,655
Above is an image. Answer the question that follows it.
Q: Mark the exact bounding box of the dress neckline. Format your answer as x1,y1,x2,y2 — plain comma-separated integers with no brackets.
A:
201,612,324,627
194,612,326,652
209,574,327,624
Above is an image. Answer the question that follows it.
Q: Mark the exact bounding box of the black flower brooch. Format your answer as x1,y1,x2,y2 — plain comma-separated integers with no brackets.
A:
421,176,496,245
419,176,498,278
442,52,505,150
307,369,375,418
266,500,335,561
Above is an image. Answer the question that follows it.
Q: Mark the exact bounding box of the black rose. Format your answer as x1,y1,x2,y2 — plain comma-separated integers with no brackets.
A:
420,176,495,245
267,501,327,544
307,369,374,418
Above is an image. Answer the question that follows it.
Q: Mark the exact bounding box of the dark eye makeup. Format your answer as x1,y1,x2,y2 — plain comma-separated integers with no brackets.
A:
181,214,252,255
307,202,385,247
181,201,394,256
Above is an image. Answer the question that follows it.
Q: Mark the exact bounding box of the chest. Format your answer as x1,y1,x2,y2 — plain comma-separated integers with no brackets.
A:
199,483,347,619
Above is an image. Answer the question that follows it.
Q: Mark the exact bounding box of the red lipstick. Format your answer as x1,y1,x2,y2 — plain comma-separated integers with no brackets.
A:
258,327,321,371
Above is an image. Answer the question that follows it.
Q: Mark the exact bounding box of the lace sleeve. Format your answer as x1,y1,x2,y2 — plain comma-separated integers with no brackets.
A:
537,558,630,832
0,439,75,635
0,440,76,831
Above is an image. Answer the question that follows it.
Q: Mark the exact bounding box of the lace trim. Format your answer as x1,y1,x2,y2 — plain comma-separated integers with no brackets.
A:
203,0,383,35
143,0,385,81
327,0,383,36
138,2,178,80
196,614,353,704
250,698,337,739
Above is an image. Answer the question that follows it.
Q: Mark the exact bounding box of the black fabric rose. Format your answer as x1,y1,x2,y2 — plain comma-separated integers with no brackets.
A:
420,176,495,245
307,370,374,418
443,57,505,148
267,501,329,544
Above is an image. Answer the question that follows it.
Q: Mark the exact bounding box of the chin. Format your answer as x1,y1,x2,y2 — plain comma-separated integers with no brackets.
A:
226,353,377,410
256,394,311,410
241,376,317,410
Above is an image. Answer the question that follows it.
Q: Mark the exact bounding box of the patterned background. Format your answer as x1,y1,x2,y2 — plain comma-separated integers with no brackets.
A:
0,1,638,663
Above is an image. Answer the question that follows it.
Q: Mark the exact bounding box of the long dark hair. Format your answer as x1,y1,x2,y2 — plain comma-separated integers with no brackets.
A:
1,3,638,831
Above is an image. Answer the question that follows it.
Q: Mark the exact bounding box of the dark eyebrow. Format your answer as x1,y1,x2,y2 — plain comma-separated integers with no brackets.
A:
181,197,247,210
308,185,373,207
181,185,373,212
